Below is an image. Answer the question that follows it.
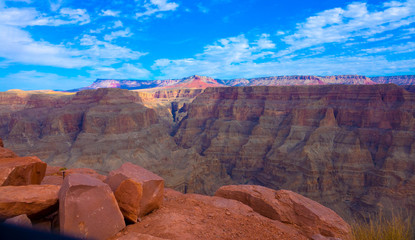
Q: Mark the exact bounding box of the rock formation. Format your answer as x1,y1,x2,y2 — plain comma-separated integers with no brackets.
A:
105,162,164,222
215,185,351,239
1,84,415,221
0,185,59,219
0,143,351,240
59,173,126,239
0,156,46,186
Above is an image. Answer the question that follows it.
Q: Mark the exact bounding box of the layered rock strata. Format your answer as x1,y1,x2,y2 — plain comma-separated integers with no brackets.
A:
1,84,415,220
173,84,415,219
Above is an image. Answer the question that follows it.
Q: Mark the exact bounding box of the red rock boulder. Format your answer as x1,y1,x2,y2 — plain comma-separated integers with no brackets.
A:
41,167,106,186
215,185,351,239
0,185,60,219
105,162,164,222
59,173,125,240
0,156,47,186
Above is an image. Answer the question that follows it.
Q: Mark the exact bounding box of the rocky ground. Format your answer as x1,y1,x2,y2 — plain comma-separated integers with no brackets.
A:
0,141,351,240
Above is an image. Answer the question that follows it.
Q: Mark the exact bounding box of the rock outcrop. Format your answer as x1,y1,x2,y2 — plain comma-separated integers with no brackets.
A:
0,143,353,240
105,162,164,221
0,156,46,186
0,185,60,219
215,185,351,239
59,173,125,239
110,188,308,240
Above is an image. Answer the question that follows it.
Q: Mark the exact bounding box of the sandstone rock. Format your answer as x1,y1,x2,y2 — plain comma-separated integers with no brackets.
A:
0,138,3,147
113,233,167,240
105,162,164,220
4,214,32,227
42,167,106,186
59,173,125,240
0,185,60,219
0,147,18,158
41,175,63,185
0,156,47,186
114,178,143,223
215,185,351,239
108,188,307,240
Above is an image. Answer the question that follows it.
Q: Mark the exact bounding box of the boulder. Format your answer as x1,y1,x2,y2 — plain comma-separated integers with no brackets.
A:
0,156,47,186
0,138,3,147
59,173,125,240
0,147,18,158
41,167,106,186
4,214,32,227
105,162,164,221
215,185,351,239
0,185,60,219
114,178,143,223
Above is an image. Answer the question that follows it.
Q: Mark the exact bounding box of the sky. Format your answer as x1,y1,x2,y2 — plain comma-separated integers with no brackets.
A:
0,0,414,91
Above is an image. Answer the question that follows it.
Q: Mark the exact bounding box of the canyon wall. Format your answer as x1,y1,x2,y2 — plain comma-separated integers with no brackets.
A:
1,84,415,220
173,84,415,219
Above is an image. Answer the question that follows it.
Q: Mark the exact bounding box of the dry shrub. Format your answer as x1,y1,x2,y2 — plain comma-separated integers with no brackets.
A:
351,211,414,240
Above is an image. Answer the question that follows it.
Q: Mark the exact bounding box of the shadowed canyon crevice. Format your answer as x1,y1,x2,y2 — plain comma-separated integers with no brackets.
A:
1,84,415,220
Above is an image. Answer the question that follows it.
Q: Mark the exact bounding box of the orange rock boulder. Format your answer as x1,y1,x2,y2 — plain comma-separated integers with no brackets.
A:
59,173,125,240
0,185,60,219
0,156,47,186
215,185,351,239
105,162,164,222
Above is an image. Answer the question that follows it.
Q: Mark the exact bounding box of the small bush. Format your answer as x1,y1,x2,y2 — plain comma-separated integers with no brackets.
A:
351,212,414,240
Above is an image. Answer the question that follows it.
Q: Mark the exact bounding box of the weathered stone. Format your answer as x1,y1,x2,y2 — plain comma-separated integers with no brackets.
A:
41,167,106,186
215,185,351,239
105,162,164,220
0,185,60,219
0,156,47,186
4,214,32,227
59,173,125,240
108,188,307,240
114,178,143,223
0,147,18,158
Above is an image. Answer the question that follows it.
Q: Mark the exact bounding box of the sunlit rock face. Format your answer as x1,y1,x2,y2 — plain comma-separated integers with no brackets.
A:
173,84,415,219
1,84,415,220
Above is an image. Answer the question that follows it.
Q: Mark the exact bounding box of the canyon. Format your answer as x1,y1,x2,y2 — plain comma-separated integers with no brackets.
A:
1,76,415,222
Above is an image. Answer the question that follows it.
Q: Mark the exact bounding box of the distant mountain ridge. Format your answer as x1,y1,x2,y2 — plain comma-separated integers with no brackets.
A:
67,75,415,92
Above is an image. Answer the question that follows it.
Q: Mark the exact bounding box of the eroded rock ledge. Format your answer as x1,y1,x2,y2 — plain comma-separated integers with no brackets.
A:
0,142,351,240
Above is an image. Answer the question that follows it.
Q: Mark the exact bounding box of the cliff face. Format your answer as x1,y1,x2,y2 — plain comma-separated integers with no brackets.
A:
1,85,415,220
173,84,415,218
372,75,415,85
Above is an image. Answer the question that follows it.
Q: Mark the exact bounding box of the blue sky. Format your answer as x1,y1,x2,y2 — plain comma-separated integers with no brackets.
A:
0,0,414,90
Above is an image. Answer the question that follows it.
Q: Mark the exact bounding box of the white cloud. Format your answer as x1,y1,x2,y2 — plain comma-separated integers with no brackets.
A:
153,35,277,78
49,0,63,11
363,41,415,53
281,0,415,54
6,0,32,3
0,24,91,68
80,34,146,65
0,7,90,27
135,0,178,18
197,3,209,13
112,20,123,29
0,70,91,91
104,28,133,41
100,9,121,17
89,63,151,79
367,34,394,42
